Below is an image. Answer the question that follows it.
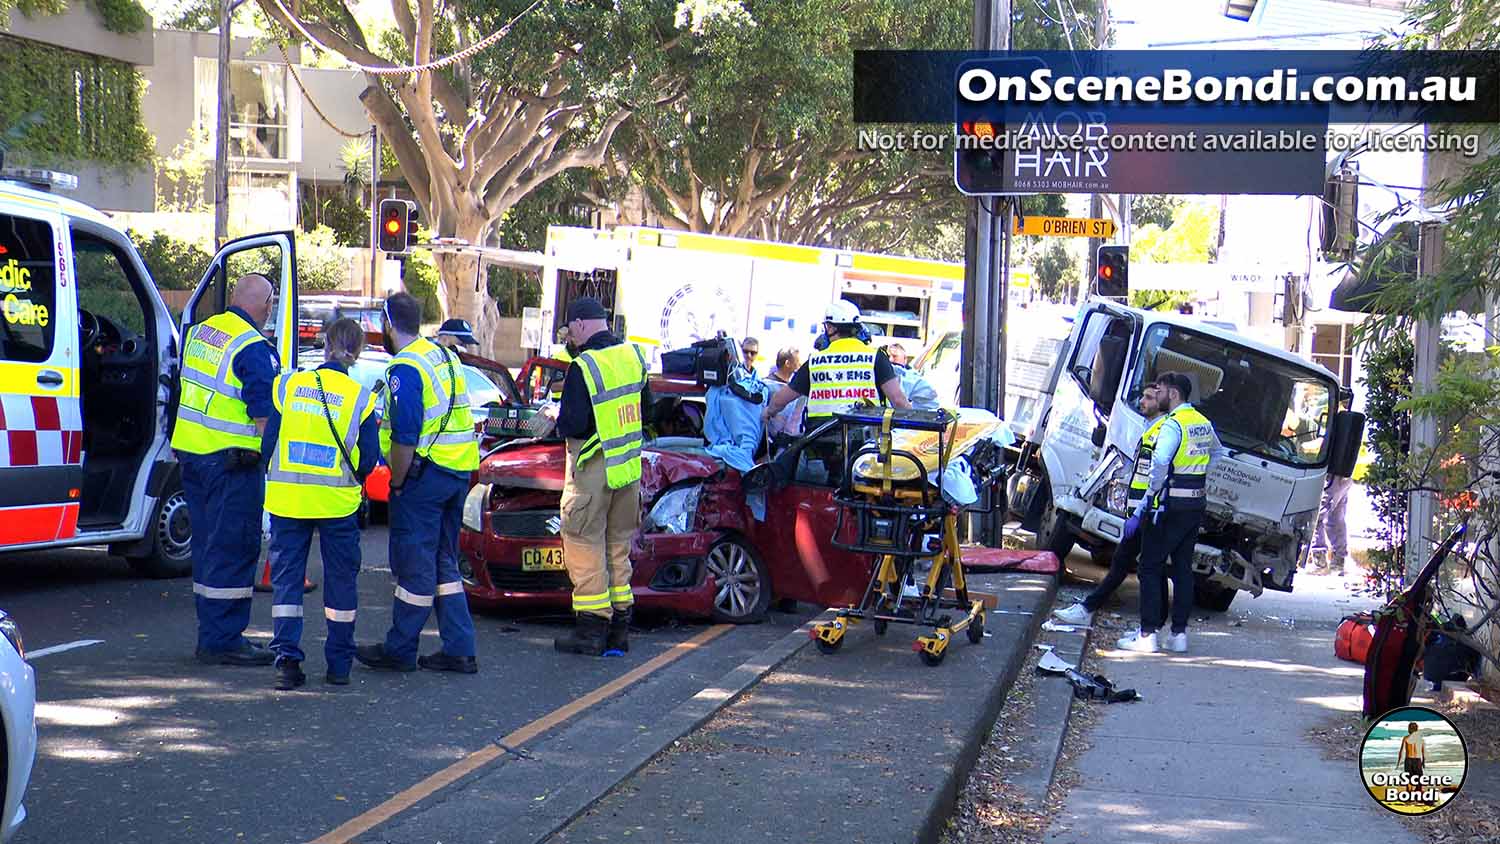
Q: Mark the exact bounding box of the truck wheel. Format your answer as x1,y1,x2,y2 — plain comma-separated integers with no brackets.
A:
1034,487,1076,561
127,487,193,579
1193,573,1237,612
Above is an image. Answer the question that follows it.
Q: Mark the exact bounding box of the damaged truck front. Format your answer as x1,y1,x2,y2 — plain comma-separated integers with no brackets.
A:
1009,300,1364,612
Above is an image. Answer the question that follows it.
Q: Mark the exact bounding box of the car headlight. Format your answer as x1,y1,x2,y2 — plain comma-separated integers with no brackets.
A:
645,484,703,534
0,612,24,661
462,483,492,533
1105,480,1129,515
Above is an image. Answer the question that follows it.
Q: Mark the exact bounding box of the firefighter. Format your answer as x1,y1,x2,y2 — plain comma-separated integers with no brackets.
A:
262,319,381,690
545,297,649,656
760,299,910,484
1052,383,1169,625
1117,371,1224,654
355,293,480,674
173,274,280,666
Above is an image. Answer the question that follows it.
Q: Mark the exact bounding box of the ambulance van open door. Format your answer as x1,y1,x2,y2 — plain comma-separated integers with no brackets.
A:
0,204,85,547
176,233,300,381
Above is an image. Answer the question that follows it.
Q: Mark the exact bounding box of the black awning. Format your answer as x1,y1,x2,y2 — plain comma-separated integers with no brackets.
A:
1330,220,1417,314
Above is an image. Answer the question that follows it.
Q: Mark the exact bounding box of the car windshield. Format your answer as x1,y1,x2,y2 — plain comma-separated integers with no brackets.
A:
1126,324,1336,467
916,332,961,375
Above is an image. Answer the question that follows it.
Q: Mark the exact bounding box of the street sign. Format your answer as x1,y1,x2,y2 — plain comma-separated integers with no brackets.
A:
1013,216,1117,238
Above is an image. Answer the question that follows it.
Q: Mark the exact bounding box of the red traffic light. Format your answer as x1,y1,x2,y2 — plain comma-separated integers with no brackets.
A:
1099,264,1114,280
384,215,402,235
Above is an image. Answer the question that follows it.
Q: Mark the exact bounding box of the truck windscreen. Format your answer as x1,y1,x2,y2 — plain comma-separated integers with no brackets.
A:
1125,324,1336,468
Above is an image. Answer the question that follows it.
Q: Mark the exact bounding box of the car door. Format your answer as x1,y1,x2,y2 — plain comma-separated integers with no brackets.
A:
177,232,299,384
0,205,84,545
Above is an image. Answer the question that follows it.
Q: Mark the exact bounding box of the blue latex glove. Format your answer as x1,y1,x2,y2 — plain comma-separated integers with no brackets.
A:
1121,513,1142,541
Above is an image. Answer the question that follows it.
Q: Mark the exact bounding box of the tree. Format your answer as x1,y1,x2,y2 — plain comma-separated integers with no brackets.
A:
255,0,684,345
1127,200,1217,311
1130,194,1183,230
624,0,1100,249
1032,240,1080,304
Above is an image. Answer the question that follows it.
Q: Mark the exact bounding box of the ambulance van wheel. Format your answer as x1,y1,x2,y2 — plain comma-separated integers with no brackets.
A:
127,488,194,579
1193,574,1237,612
1034,482,1077,562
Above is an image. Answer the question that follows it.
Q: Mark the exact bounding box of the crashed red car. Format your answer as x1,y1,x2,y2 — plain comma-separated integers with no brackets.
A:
458,373,879,623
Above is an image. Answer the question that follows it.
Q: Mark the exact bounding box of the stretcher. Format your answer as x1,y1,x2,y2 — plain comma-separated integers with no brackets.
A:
811,407,1009,666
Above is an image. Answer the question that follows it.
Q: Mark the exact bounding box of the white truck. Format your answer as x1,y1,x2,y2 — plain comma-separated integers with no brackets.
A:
1008,299,1363,611
537,226,965,364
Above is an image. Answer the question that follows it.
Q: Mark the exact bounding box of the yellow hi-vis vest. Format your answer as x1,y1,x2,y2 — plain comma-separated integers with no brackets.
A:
1127,414,1168,508
265,367,375,519
172,310,270,454
1156,403,1215,513
378,338,480,472
805,337,879,421
575,342,648,490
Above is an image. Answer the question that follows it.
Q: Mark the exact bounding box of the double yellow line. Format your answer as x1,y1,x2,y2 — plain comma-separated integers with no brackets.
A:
311,625,731,844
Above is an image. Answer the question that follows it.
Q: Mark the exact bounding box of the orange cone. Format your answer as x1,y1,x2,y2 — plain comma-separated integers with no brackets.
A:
254,553,318,593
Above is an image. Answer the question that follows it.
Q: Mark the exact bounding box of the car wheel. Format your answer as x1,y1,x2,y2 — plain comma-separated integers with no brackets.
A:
1034,483,1076,561
127,487,193,579
1193,573,1237,612
704,535,771,624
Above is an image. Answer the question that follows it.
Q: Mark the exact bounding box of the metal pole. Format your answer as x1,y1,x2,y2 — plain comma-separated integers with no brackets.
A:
213,0,232,247
1407,221,1443,578
369,125,380,296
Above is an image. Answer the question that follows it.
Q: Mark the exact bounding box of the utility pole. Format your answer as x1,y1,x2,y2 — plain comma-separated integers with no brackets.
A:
960,0,1010,546
368,125,381,296
213,0,234,247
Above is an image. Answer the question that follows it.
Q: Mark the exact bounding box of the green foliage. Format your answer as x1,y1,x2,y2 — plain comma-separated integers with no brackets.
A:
1032,240,1080,304
130,230,214,290
4,0,68,20
1359,332,1413,595
89,0,150,32
300,186,370,248
154,127,212,212
293,226,352,291
401,228,444,318
1130,195,1183,230
0,36,154,168
1126,201,1217,311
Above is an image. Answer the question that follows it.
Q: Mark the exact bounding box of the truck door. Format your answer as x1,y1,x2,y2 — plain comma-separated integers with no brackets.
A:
0,206,84,544
178,233,300,383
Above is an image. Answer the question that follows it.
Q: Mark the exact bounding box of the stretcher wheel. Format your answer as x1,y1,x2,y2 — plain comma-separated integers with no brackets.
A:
967,613,985,644
919,648,945,667
816,636,843,655
873,618,888,636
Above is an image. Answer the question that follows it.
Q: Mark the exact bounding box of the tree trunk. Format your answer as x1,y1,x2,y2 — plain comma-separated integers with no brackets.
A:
432,212,500,356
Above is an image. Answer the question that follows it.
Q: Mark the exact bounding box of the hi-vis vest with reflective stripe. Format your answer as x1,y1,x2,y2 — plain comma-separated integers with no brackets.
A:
805,337,879,420
1127,415,1168,507
575,342,648,490
172,310,270,454
378,337,479,472
1156,404,1216,512
265,368,375,519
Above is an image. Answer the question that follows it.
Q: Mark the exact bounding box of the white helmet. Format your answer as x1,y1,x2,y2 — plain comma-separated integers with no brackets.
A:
824,299,861,325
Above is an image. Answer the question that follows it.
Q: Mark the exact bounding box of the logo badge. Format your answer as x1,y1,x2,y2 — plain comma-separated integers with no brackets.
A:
1359,705,1467,815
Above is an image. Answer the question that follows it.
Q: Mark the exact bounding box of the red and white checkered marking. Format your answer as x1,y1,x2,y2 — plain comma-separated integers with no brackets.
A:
0,394,83,468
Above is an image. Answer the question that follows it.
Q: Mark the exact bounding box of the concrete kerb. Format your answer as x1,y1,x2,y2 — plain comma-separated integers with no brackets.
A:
514,613,829,844
1010,621,1094,803
912,572,1060,844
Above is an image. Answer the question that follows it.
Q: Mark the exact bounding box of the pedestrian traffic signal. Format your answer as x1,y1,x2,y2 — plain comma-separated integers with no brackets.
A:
377,199,416,254
1096,245,1128,299
954,121,1007,196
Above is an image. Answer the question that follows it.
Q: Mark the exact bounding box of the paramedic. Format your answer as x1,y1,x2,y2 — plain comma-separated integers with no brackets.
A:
547,297,650,656
356,293,480,674
262,318,380,689
760,299,909,428
173,273,279,667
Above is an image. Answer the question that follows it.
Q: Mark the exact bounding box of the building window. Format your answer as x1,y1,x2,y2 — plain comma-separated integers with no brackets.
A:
1312,322,1355,386
194,59,293,161
229,171,297,234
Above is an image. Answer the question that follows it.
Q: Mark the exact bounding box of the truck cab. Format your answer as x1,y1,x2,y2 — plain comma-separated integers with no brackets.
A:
1012,299,1359,611
0,170,298,577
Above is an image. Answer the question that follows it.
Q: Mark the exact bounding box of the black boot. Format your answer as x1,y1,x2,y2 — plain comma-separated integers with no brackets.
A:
274,659,306,691
554,613,609,656
606,607,632,655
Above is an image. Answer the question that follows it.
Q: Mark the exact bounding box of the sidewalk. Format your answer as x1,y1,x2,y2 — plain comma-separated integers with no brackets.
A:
547,570,1055,844
1042,572,1420,844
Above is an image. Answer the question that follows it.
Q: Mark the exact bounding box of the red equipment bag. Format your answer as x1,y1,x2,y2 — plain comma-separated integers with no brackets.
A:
1335,612,1375,664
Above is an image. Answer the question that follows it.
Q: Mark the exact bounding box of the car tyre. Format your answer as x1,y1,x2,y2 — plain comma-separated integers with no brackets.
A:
704,535,771,624
1193,573,1237,612
127,486,193,579
1034,482,1077,562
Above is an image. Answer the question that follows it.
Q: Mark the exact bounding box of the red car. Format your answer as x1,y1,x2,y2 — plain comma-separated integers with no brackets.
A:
458,375,878,623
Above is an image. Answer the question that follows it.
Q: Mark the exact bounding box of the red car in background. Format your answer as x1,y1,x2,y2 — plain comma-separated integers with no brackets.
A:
458,374,879,623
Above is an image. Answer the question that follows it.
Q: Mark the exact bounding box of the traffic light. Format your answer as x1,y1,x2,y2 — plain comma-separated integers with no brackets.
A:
1096,245,1128,299
953,120,1007,196
377,198,417,254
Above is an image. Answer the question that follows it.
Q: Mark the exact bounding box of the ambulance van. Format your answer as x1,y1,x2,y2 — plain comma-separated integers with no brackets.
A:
0,169,298,577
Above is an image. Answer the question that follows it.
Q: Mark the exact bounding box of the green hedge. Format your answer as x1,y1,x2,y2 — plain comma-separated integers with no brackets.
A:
0,35,153,168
